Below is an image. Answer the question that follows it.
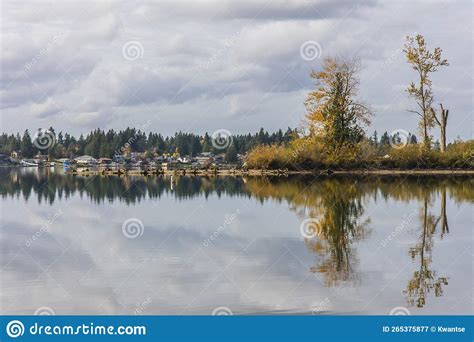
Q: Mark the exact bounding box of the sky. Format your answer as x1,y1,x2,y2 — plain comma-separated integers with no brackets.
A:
1,0,472,141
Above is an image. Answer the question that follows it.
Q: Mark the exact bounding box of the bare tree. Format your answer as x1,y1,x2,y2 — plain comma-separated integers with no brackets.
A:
430,104,449,153
403,34,448,149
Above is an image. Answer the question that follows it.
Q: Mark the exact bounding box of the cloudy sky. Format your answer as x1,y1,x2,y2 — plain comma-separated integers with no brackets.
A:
1,0,472,140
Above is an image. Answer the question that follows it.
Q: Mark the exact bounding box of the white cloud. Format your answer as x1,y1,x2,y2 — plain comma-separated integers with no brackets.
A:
0,0,471,140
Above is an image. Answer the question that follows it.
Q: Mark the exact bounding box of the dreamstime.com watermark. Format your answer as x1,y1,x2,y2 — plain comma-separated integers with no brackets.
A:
312,297,330,315
202,31,241,71
300,40,322,61
5,320,146,338
203,209,240,247
380,209,417,248
122,40,144,61
134,297,152,315
26,209,64,247
211,129,233,150
33,128,56,150
24,31,68,71
122,218,144,239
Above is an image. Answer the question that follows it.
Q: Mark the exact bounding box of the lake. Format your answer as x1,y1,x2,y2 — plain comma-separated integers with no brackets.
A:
0,167,472,315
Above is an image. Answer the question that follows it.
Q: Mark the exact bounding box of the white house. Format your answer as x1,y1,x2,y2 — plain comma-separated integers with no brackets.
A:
75,155,97,165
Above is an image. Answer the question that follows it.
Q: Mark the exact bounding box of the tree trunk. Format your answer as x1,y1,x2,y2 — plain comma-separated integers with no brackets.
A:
440,126,446,153
431,104,449,153
423,114,430,149
440,189,449,237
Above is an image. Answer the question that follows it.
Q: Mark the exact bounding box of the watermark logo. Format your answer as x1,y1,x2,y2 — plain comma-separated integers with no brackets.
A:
299,218,320,239
380,209,417,248
122,218,144,239
202,31,241,71
203,209,240,247
211,306,233,315
389,306,411,315
389,129,410,149
6,320,24,338
300,41,322,61
33,129,56,150
34,306,55,315
24,31,68,71
211,129,233,150
312,297,330,315
122,41,144,61
26,208,63,247
134,297,152,315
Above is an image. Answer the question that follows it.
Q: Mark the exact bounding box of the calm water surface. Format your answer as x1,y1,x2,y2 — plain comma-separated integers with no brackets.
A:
0,168,472,315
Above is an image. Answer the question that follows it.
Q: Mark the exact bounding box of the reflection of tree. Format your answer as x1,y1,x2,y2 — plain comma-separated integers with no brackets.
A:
304,181,370,287
0,168,248,204
404,189,449,308
244,176,468,298
245,177,371,287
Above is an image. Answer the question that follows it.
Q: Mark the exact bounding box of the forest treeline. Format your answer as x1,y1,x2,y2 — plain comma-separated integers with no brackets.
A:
1,125,430,164
0,127,296,159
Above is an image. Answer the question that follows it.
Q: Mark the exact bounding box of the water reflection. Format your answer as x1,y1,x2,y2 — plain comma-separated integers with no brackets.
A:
404,190,449,308
242,176,471,308
0,168,249,204
0,167,472,314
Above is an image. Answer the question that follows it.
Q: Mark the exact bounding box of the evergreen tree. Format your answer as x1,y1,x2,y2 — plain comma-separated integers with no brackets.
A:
225,144,238,163
21,130,34,157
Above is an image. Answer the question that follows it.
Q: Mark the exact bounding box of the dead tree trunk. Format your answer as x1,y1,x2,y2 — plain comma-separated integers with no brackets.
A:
440,189,449,238
431,104,449,153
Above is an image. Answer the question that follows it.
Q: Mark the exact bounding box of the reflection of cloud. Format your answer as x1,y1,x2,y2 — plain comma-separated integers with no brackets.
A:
0,194,332,315
0,177,472,315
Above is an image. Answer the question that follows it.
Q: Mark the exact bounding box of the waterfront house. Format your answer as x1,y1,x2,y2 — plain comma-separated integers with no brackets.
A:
98,158,113,165
75,155,97,166
130,152,145,162
10,151,22,159
33,154,49,163
162,161,179,171
177,156,191,164
195,153,213,166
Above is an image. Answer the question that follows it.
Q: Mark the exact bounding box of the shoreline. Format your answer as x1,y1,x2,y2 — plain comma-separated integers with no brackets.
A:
65,168,474,176
2,165,473,176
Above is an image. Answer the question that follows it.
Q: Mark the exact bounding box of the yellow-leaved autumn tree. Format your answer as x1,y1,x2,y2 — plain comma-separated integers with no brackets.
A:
305,57,372,151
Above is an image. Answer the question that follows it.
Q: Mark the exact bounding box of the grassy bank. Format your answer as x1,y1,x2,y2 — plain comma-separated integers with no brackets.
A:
245,139,474,171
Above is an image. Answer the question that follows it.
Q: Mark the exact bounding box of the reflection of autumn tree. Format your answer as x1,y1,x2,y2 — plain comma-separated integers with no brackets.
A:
246,177,370,286
304,181,370,287
404,188,449,308
244,176,469,292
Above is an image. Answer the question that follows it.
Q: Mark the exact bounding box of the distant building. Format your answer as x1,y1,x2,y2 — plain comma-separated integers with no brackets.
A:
75,155,97,165
112,155,126,163
33,154,49,161
130,152,145,162
10,151,22,159
177,156,191,164
161,162,179,171
195,156,213,166
98,158,113,165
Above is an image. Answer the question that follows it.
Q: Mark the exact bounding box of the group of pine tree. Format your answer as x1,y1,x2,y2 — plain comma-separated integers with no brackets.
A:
0,127,296,162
